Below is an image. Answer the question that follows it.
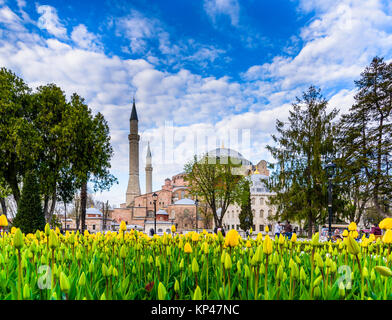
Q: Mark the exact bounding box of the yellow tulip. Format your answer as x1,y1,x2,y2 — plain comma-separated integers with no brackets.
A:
224,229,239,247
0,215,8,227
191,232,199,242
171,225,176,233
263,235,273,255
348,222,357,232
265,226,269,233
184,242,192,254
382,229,392,244
119,221,126,232
342,229,348,237
346,235,360,255
246,240,252,248
379,218,392,230
291,233,297,242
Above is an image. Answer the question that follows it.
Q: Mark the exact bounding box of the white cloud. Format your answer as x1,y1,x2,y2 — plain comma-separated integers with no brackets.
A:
1,1,392,207
36,5,67,38
204,0,240,27
71,24,102,51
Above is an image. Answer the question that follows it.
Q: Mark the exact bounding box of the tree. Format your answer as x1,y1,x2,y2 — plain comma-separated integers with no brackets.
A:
0,68,38,204
184,154,246,228
66,94,117,233
238,179,253,232
266,86,339,237
12,171,45,233
351,57,392,216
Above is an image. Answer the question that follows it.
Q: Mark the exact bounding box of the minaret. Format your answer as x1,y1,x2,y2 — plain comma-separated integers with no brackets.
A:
145,141,152,194
126,98,141,206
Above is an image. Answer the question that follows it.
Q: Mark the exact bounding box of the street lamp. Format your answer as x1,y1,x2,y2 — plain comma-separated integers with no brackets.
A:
325,160,336,241
195,198,199,233
152,192,158,235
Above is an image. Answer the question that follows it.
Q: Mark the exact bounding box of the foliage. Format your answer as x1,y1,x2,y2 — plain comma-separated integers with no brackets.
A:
184,155,247,228
266,86,339,237
238,179,253,232
12,171,45,234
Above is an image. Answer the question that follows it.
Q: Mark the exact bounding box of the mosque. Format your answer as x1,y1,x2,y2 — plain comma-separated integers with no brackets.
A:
111,100,278,235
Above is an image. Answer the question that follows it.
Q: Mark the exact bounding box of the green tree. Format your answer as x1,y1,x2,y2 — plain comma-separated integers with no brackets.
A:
12,171,45,233
66,94,116,232
351,57,392,216
238,179,253,233
184,154,246,228
266,86,338,237
0,68,38,203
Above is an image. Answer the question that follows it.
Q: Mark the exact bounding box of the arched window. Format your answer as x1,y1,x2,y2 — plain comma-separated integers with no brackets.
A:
158,228,163,233
268,209,272,217
166,229,170,233
171,210,175,219
259,209,264,218
260,197,264,205
251,198,255,205
181,190,185,199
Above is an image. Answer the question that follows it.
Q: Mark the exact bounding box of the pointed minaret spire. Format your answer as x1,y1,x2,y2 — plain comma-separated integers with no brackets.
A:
145,141,153,194
126,97,141,206
130,96,138,121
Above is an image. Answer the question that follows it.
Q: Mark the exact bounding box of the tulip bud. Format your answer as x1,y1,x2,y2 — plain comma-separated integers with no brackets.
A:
23,283,30,300
179,258,184,270
299,267,307,281
174,279,180,293
338,281,345,298
374,266,392,277
112,267,118,277
44,224,50,237
14,228,24,250
158,282,167,300
193,286,202,300
60,272,70,294
313,275,323,287
79,272,86,286
263,235,273,255
244,264,250,278
120,245,127,259
277,264,284,281
49,230,58,250
311,232,319,246
192,258,199,273
224,254,232,270
102,263,108,277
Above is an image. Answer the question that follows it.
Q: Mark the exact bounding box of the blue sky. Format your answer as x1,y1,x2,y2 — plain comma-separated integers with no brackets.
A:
1,0,392,206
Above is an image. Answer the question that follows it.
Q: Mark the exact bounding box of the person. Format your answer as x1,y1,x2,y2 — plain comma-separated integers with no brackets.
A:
284,221,293,240
274,221,282,238
213,226,218,234
371,223,382,236
332,228,342,241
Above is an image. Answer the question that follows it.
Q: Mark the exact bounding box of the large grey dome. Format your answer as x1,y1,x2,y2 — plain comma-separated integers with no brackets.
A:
205,148,252,166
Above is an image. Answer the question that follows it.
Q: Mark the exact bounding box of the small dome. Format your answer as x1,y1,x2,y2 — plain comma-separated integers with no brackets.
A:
205,148,252,166
157,209,168,215
174,198,195,205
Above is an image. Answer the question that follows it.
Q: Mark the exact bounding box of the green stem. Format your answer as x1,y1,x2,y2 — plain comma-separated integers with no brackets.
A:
17,249,22,300
264,255,269,300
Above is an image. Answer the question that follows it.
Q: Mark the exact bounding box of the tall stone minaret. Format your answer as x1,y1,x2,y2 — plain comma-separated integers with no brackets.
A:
126,98,141,206
145,141,152,194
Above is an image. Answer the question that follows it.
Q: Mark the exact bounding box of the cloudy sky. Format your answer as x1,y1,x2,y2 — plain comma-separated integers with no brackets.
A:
1,0,391,207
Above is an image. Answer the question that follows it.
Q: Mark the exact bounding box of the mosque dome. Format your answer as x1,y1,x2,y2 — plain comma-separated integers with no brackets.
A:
86,207,102,216
248,171,270,193
204,147,252,166
156,209,168,215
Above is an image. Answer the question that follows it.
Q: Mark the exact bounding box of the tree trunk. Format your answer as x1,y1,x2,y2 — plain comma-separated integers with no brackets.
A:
47,192,57,226
80,182,87,233
0,197,7,217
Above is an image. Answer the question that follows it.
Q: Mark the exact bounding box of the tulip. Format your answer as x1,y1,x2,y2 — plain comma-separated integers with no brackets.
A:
225,229,239,247
382,229,392,244
171,225,176,233
193,286,202,300
60,272,70,296
379,218,392,230
0,215,8,227
158,282,167,300
184,242,192,254
263,235,273,255
348,222,357,232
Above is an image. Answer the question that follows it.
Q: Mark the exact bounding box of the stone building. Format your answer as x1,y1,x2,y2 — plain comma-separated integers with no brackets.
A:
110,99,278,235
61,207,113,233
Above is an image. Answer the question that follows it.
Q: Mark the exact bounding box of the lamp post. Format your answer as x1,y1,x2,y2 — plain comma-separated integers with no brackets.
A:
152,192,158,235
195,198,199,233
325,160,336,241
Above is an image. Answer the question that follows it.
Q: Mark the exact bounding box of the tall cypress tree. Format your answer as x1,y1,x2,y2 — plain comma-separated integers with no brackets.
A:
266,86,338,237
13,170,45,233
239,179,253,232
